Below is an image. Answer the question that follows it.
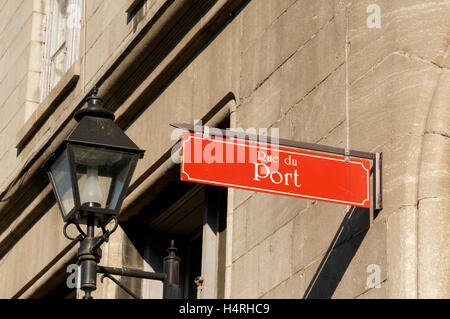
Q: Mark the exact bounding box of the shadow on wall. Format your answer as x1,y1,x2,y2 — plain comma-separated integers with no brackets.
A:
303,206,371,299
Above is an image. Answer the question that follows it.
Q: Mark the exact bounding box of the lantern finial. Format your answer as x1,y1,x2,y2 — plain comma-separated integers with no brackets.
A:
74,86,115,122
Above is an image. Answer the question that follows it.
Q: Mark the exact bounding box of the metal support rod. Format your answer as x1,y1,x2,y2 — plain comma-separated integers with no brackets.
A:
97,266,166,281
101,273,140,299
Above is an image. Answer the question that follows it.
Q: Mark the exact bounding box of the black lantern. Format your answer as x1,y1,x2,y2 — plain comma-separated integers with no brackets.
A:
43,88,182,300
44,88,144,225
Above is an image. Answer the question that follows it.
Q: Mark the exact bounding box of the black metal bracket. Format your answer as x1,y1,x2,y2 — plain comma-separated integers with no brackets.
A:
97,266,167,299
63,214,119,242
94,240,181,299
97,266,167,281
65,213,182,300
373,152,382,211
98,266,167,299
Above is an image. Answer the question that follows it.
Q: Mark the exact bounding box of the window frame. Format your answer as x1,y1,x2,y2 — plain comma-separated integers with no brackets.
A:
41,0,82,102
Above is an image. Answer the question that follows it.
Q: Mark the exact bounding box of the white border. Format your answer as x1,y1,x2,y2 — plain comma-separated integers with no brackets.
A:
181,135,370,207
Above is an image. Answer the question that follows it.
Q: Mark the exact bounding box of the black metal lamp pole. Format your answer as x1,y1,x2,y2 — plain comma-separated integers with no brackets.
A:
77,213,100,299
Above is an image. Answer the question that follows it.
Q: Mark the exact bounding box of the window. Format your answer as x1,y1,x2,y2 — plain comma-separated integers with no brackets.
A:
41,0,82,101
121,180,228,299
135,184,227,299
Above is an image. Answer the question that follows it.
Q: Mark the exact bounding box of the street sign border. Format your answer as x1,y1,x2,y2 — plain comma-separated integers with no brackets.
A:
172,123,382,211
181,134,371,207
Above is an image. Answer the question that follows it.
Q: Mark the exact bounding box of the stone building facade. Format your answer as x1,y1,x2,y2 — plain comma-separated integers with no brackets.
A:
0,0,448,299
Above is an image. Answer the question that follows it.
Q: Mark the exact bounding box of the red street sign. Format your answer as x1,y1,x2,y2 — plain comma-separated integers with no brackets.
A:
180,132,371,208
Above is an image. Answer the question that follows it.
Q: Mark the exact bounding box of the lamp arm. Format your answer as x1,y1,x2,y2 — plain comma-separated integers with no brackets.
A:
97,265,166,281
97,265,167,299
100,272,140,299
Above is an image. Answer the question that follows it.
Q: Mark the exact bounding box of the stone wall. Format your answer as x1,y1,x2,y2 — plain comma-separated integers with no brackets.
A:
0,0,44,187
0,0,448,299
230,0,449,298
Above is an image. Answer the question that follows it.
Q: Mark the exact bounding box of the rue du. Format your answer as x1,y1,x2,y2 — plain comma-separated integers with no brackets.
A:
253,150,301,187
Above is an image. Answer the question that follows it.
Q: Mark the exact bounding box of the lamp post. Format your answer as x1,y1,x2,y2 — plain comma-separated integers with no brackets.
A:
44,88,181,299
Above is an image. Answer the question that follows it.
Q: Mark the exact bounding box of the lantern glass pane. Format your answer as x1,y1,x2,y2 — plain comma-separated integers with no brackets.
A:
49,149,75,217
72,145,138,212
